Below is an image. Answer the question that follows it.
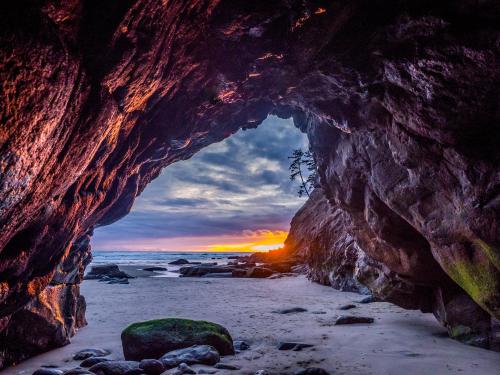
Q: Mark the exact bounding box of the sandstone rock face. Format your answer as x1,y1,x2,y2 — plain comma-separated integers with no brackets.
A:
0,0,499,366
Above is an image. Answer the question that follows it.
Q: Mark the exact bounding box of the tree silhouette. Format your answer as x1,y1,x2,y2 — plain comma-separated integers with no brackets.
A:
288,148,317,197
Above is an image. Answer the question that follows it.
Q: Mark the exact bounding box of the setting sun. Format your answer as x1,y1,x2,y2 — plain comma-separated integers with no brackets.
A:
202,230,288,252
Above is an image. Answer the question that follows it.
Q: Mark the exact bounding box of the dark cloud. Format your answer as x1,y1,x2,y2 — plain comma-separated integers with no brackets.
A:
92,116,310,250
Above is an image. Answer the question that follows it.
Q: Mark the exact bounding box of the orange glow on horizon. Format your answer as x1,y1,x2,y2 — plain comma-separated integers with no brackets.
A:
92,229,288,253
201,230,288,252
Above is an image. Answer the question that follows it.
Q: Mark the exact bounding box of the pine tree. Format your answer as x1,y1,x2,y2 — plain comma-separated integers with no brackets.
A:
288,148,317,198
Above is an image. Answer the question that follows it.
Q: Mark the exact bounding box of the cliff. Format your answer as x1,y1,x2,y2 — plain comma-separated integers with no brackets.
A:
0,0,499,366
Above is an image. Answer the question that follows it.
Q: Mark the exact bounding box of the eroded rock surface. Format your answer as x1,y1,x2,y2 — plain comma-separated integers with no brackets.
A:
0,0,499,366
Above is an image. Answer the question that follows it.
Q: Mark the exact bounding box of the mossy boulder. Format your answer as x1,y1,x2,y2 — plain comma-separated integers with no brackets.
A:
121,318,234,360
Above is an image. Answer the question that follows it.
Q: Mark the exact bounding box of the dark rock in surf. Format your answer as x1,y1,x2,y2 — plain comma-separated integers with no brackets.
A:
168,259,190,265
143,267,167,272
84,265,132,281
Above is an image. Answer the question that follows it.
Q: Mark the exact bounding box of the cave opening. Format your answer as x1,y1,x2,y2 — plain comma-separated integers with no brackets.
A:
91,114,312,263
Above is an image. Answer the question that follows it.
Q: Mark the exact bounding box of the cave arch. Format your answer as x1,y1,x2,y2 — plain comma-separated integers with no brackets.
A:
0,0,499,366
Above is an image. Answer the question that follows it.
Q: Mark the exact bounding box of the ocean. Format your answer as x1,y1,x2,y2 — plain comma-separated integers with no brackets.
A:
90,251,252,277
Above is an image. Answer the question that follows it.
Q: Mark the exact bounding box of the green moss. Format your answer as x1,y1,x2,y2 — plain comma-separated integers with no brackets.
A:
447,260,498,316
473,239,500,272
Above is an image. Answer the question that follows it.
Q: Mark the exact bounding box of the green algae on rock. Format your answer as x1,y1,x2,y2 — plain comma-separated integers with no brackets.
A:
121,318,234,360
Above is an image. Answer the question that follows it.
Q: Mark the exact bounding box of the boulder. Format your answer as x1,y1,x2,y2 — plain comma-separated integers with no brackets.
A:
84,265,132,281
80,357,109,367
121,318,234,360
231,269,247,278
160,345,220,368
88,361,140,375
246,267,273,278
179,266,235,277
139,359,164,375
262,261,296,273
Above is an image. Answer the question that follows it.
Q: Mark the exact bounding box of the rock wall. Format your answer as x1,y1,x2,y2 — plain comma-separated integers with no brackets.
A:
0,235,91,368
284,188,500,349
0,0,499,366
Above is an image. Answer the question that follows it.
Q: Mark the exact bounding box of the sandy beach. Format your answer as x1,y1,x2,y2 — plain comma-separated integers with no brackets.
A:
2,270,499,375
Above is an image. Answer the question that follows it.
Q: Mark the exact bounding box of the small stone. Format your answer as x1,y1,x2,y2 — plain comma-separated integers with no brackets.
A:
33,369,64,375
272,307,307,314
139,359,164,375
338,304,356,310
168,259,190,265
295,368,330,375
277,342,314,351
175,363,196,375
80,357,109,367
214,363,241,370
63,369,94,375
233,340,250,351
334,315,374,325
358,296,377,304
73,348,111,360
143,267,167,272
255,371,269,375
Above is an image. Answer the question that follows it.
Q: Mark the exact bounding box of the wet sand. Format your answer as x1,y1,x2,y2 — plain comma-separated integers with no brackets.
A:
2,273,499,375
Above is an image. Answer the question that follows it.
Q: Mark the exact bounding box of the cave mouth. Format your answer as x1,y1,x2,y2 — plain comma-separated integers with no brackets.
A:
91,114,311,259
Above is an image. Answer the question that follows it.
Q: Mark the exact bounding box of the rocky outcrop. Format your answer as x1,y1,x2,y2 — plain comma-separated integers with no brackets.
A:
0,234,91,368
0,0,499,365
285,188,500,349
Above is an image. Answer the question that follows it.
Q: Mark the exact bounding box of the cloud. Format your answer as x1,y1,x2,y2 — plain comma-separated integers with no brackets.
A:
92,115,310,251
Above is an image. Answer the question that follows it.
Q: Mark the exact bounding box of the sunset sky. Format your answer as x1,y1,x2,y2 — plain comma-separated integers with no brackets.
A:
91,116,309,252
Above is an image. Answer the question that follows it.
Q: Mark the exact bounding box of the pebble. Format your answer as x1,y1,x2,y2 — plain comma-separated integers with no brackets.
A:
277,342,314,351
272,307,308,314
214,363,241,370
334,315,374,325
33,369,64,375
295,368,330,375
